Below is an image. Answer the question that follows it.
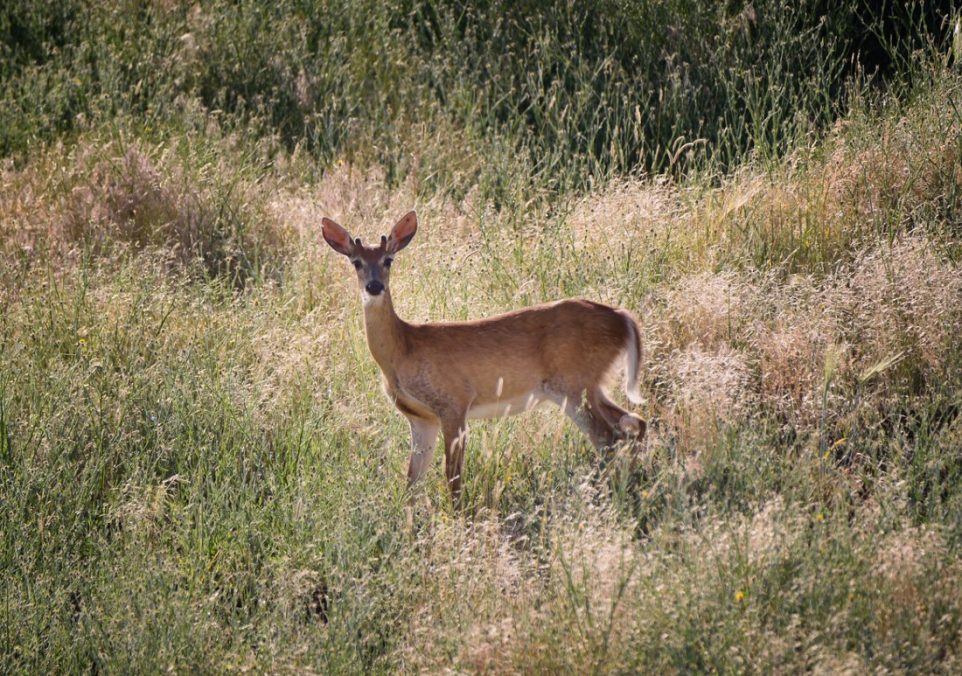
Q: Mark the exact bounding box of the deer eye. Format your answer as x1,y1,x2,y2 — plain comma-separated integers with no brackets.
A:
352,260,362,270
384,258,393,268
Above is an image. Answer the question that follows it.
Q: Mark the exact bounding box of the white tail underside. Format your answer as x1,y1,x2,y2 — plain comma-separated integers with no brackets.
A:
621,310,644,405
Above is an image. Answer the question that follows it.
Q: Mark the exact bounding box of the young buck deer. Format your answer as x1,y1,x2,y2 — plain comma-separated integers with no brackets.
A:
322,210,645,505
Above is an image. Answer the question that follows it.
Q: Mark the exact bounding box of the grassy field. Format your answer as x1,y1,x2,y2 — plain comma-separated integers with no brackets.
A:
3,2,962,672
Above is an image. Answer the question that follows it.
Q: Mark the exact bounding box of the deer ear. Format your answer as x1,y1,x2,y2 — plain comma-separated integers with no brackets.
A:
386,210,418,254
321,217,355,256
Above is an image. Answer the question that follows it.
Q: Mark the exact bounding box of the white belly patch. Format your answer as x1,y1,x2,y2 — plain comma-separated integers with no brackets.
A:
467,393,545,420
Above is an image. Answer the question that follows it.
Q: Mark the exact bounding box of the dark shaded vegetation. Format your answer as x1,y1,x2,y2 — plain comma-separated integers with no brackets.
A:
1,1,957,185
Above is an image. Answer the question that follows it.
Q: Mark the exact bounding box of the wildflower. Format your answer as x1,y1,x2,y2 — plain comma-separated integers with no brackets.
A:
734,590,746,603
815,512,825,523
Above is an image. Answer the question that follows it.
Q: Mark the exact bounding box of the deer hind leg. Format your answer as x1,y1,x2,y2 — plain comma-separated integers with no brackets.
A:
590,389,647,440
406,415,440,486
548,386,618,450
440,414,468,507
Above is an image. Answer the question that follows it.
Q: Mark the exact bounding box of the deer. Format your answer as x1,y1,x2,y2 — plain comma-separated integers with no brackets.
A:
321,210,646,506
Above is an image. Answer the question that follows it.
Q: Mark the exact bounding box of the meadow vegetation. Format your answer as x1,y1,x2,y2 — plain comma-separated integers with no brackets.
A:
2,1,962,672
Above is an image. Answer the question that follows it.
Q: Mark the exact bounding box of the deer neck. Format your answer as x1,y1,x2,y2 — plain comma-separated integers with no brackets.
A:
362,290,407,374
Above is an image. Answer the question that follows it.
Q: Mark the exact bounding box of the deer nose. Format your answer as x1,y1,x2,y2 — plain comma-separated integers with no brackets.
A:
365,280,384,295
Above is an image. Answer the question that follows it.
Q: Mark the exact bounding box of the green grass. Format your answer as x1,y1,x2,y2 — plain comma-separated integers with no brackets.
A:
3,1,962,672
1,1,955,184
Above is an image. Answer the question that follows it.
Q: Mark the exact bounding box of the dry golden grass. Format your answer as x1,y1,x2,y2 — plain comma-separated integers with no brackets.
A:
0,137,292,278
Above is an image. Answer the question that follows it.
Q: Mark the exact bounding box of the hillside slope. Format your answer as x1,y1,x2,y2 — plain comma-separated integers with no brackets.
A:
2,3,962,672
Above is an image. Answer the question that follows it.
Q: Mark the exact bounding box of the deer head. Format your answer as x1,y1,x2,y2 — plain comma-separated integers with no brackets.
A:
321,210,418,301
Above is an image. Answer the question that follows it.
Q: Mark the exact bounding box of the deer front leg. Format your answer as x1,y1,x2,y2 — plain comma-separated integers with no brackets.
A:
404,415,440,529
406,415,440,486
441,414,468,507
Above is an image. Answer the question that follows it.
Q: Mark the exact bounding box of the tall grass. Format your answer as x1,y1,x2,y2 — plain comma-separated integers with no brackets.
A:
1,1,956,187
2,1,962,672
